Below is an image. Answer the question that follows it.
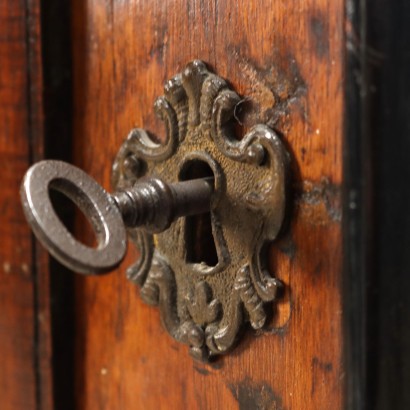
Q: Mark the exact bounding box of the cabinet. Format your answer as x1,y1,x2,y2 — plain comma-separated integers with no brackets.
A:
1,1,409,409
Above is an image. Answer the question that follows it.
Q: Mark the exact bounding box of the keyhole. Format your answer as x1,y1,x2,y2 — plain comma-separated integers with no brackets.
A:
180,160,218,267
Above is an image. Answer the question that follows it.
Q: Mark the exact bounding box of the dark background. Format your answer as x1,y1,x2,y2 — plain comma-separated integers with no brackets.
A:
345,0,410,408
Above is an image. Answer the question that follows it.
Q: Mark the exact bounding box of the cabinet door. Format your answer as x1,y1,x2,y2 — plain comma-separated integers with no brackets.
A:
70,1,343,409
5,0,410,409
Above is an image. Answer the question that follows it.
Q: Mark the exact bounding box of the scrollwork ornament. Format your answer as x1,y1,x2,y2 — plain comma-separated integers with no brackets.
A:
112,61,289,361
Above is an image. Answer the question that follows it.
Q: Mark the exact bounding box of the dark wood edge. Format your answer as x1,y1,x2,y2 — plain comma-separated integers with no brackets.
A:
344,1,410,409
40,0,75,409
343,0,373,408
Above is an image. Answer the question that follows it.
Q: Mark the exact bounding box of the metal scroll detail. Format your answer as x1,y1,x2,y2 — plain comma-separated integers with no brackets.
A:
111,61,289,361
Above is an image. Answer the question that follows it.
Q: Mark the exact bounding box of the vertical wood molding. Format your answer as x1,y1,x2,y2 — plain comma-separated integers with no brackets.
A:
344,1,410,409
0,1,53,409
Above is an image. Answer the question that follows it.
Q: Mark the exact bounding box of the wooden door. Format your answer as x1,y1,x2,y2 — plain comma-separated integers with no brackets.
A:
70,1,343,409
3,1,410,409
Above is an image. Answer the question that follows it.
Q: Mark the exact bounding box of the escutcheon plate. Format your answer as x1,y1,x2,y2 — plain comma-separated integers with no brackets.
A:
111,61,289,361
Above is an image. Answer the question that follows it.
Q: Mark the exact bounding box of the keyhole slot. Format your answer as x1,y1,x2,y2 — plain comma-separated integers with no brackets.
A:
179,160,218,267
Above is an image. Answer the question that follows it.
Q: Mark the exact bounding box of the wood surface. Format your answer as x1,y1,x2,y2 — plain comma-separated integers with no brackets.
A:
71,0,344,408
0,1,52,409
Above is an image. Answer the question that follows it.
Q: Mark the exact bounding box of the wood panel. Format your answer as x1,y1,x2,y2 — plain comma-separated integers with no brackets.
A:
72,0,344,408
0,1,52,409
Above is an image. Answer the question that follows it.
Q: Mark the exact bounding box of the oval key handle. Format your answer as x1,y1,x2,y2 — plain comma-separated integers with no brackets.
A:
20,160,127,274
20,160,213,274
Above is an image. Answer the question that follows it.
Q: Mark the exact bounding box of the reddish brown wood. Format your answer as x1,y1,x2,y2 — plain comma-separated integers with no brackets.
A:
0,1,52,409
72,1,344,408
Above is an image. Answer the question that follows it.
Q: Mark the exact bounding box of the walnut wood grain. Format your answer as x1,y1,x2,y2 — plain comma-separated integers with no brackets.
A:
72,1,344,408
0,1,52,409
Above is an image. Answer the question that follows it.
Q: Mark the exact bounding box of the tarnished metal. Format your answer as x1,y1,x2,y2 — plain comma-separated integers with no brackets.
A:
113,177,213,232
20,160,127,274
20,61,289,360
21,163,213,274
112,60,289,360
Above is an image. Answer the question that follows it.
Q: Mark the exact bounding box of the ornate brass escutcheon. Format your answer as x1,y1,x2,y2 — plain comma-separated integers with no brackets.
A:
111,61,289,360
20,60,289,361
